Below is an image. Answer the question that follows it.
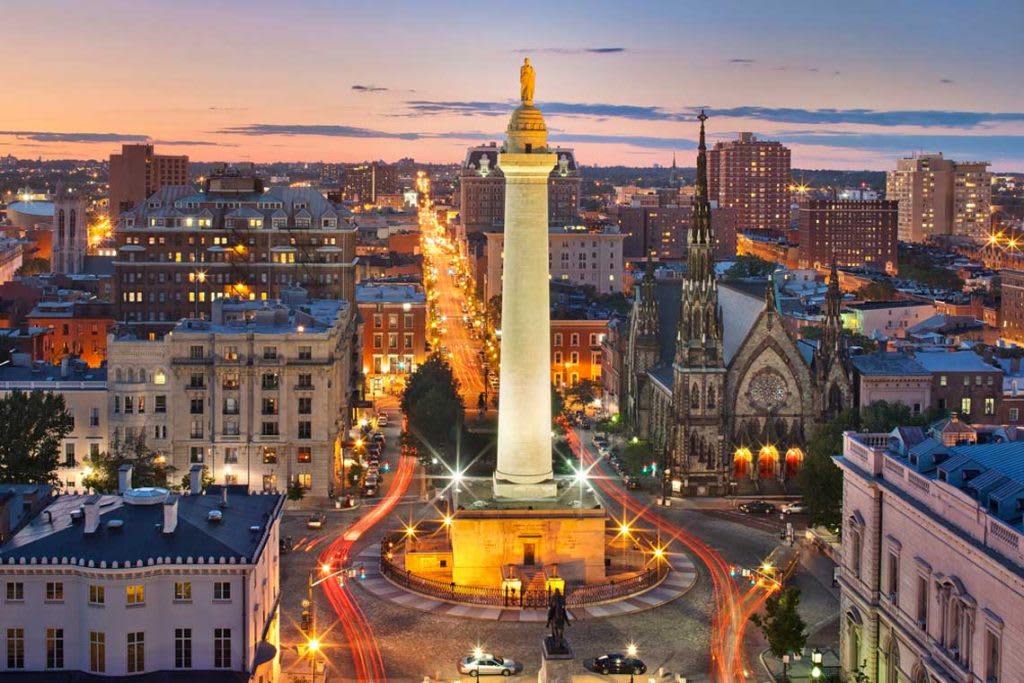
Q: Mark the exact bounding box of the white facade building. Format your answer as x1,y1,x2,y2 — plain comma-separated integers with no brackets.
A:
483,226,625,302
837,419,1023,683
108,293,357,498
0,466,283,680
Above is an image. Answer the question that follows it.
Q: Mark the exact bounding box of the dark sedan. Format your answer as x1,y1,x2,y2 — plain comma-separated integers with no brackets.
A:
593,653,646,675
739,500,776,514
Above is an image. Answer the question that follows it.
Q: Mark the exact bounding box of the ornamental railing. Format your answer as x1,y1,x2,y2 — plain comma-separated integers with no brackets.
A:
379,539,667,608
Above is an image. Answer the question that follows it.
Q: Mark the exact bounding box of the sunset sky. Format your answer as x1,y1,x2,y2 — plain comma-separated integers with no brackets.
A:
3,0,1024,170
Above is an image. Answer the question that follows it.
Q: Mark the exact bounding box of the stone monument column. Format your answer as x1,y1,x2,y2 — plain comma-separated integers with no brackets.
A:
493,60,558,499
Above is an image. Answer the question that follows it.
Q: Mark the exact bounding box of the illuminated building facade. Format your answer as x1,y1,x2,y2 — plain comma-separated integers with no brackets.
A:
356,282,427,397
797,199,898,273
886,153,992,243
114,166,357,333
624,117,851,495
343,162,399,204
707,132,791,234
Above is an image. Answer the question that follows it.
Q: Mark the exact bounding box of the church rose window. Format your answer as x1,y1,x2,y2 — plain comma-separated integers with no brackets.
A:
748,371,788,412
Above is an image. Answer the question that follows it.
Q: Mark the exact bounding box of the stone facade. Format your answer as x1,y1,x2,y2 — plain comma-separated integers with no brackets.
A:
622,115,851,495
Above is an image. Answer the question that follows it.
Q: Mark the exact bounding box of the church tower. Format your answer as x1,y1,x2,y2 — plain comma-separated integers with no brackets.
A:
814,257,850,418
816,258,843,367
52,183,87,274
670,112,727,494
625,209,661,432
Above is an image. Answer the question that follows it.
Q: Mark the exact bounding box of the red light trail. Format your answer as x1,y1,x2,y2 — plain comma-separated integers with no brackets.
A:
564,423,770,682
318,453,417,682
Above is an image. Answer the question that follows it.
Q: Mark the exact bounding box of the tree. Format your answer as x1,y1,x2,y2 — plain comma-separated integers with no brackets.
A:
751,587,807,660
724,255,776,282
564,379,600,410
179,465,214,494
0,390,73,486
856,280,896,300
83,432,174,492
15,257,50,277
401,354,463,448
286,483,306,501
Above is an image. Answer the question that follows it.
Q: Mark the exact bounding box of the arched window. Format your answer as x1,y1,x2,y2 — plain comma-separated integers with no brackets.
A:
884,637,901,683
115,368,122,383
139,369,147,383
707,386,716,409
127,368,136,383
69,209,77,238
57,209,65,240
691,383,699,409
848,517,864,578
733,447,752,479
785,448,804,478
758,445,778,479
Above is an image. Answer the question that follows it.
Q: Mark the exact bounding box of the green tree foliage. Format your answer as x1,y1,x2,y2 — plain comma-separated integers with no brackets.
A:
561,376,598,409
83,432,174,492
856,280,897,300
800,401,939,529
179,466,214,494
620,439,654,478
898,250,964,291
15,257,50,277
751,587,808,659
724,255,776,282
0,390,73,486
401,354,463,448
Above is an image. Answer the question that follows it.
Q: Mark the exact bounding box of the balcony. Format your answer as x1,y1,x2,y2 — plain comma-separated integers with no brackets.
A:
294,383,315,391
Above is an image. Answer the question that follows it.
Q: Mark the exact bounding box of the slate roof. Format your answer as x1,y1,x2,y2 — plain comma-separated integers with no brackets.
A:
914,351,999,373
0,490,282,565
851,352,930,376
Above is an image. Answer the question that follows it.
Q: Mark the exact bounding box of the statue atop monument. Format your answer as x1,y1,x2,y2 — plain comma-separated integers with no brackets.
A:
520,57,535,105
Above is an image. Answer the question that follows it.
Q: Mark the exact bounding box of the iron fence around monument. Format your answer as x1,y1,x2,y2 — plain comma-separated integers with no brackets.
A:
379,540,667,608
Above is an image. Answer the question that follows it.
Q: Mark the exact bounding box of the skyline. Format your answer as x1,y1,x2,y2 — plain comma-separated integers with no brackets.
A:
3,0,1024,170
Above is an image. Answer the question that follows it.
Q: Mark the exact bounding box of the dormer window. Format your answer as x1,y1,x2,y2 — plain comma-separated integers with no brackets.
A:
272,217,287,229
248,218,263,229
322,218,336,228
296,217,311,228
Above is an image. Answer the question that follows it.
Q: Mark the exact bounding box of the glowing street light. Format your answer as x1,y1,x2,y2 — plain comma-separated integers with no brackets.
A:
320,563,331,574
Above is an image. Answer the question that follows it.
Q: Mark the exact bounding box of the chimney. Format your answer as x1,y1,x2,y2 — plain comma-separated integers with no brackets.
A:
189,464,203,495
117,464,133,495
83,495,101,534
163,495,178,534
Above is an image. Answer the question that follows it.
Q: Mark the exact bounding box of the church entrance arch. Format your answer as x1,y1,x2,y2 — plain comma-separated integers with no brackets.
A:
733,447,752,479
758,446,778,479
785,448,803,478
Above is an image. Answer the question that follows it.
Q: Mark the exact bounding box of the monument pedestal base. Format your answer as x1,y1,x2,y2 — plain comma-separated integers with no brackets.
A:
538,638,575,683
493,475,559,500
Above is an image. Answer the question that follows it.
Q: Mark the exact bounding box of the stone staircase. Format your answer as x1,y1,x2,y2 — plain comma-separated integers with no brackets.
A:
522,568,548,594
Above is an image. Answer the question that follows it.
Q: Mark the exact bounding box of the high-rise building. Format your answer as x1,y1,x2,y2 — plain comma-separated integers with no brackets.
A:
706,132,791,233
343,162,399,204
885,153,991,243
458,143,581,233
51,184,88,274
797,199,898,273
999,269,1024,344
114,165,357,332
613,204,737,263
108,144,189,221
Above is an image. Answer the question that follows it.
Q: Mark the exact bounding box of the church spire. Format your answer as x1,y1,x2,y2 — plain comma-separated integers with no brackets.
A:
819,256,843,358
686,111,714,283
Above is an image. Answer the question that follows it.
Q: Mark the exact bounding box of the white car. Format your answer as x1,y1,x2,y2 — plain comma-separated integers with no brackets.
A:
457,653,517,677
781,502,808,515
376,413,388,427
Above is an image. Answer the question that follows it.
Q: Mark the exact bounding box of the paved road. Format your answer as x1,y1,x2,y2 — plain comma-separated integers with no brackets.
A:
422,222,488,410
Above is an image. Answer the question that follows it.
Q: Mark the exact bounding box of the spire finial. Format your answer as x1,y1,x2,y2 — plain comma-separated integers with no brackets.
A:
697,110,708,151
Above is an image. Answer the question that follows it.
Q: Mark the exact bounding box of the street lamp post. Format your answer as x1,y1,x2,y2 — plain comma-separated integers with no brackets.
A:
781,653,789,683
626,642,639,683
810,649,823,682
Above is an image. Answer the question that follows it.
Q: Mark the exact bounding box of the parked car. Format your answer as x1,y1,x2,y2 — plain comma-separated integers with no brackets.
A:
457,653,517,677
306,512,326,529
377,413,388,427
739,500,776,514
593,653,646,676
781,501,808,515
372,432,386,445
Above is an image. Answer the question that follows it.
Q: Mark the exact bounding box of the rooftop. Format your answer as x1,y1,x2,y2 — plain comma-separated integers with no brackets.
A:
850,352,930,376
169,297,349,336
0,361,106,387
356,283,427,305
846,300,934,311
913,350,999,373
0,487,283,566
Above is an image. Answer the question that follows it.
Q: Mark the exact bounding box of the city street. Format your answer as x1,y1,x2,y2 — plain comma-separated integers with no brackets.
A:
420,213,489,412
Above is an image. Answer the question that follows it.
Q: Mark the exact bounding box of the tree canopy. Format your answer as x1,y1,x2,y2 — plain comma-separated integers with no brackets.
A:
0,390,73,487
82,432,174,492
723,255,776,282
751,586,808,659
401,353,464,448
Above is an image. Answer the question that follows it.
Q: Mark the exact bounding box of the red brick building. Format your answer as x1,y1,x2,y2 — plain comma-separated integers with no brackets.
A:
356,283,427,397
108,144,189,221
551,319,608,388
613,204,737,263
797,199,898,273
707,132,791,233
27,300,115,367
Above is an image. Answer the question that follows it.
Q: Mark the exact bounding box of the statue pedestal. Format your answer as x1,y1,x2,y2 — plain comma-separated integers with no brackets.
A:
538,637,575,683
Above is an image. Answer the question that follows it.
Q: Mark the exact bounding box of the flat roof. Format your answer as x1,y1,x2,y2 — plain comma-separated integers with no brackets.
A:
914,350,999,373
851,352,930,376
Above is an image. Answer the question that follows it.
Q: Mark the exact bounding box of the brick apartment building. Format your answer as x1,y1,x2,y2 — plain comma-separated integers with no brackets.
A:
27,300,115,367
108,144,189,221
551,319,607,387
356,282,427,397
612,204,738,263
114,165,357,333
707,132,791,233
797,199,898,273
